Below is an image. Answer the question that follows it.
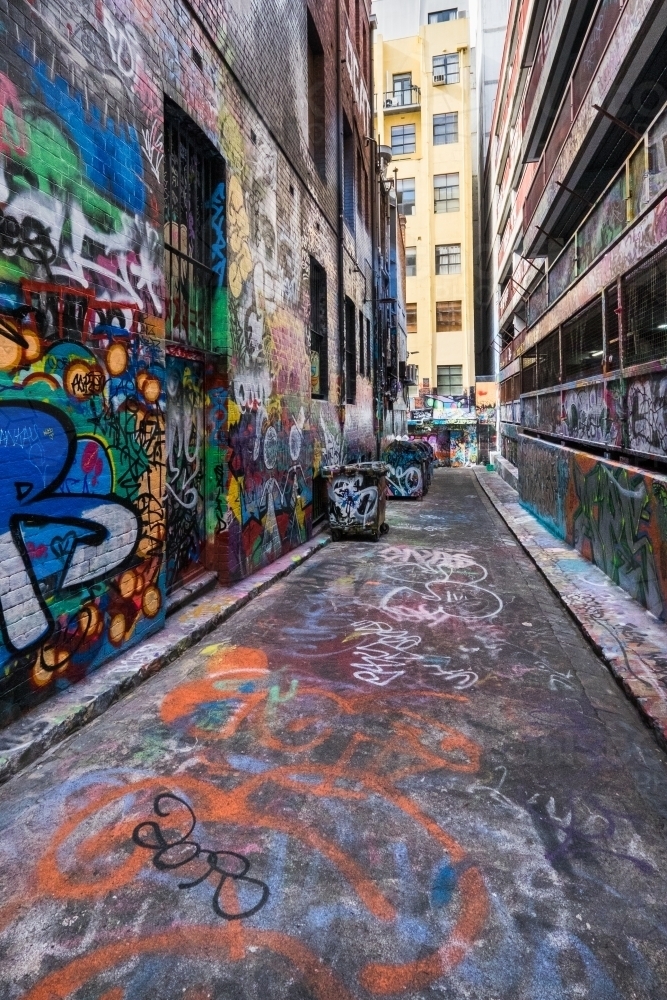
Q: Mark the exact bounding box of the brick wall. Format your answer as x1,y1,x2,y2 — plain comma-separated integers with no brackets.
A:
0,0,376,723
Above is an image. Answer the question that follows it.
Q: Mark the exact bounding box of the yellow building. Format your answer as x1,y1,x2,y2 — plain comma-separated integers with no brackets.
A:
373,10,476,412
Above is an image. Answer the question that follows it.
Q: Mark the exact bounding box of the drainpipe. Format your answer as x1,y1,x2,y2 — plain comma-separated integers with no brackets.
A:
336,0,346,421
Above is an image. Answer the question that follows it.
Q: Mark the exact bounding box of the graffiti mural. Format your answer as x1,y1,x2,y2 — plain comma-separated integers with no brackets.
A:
0,7,165,721
520,435,667,622
165,353,206,591
383,440,426,498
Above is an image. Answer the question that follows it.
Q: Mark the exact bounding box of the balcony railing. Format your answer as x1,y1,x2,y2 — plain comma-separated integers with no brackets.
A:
523,0,625,232
383,87,421,111
524,97,667,328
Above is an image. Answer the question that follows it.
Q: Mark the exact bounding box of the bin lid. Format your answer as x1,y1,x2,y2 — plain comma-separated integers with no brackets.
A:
322,462,388,477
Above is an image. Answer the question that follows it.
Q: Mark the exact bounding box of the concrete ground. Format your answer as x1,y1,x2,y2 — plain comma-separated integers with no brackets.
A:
1,469,667,1000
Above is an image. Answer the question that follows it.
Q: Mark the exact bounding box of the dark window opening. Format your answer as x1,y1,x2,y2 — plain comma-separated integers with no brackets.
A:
624,247,667,368
562,300,603,383
308,13,326,177
537,329,560,390
522,348,537,394
359,309,365,375
343,115,355,230
429,9,458,22
310,257,328,398
605,282,620,371
164,98,225,351
366,316,372,377
345,297,357,403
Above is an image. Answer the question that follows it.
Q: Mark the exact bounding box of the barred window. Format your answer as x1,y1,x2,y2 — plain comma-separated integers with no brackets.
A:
435,243,461,274
537,329,560,390
434,112,458,145
310,257,328,398
391,124,416,155
436,301,462,331
164,99,226,351
562,300,603,383
624,247,667,368
345,297,356,403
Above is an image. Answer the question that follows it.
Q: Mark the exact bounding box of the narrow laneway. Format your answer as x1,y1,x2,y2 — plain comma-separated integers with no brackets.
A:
2,470,667,1000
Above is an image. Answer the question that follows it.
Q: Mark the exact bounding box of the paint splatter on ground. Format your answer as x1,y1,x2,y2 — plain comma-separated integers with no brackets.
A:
1,469,667,999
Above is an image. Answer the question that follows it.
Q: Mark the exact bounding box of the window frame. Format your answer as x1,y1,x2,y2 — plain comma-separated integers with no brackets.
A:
436,300,462,331
405,247,417,277
406,303,417,335
310,256,328,399
391,123,416,156
435,243,462,275
437,364,464,395
433,111,458,145
434,172,460,213
433,52,460,85
396,176,416,215
428,9,458,23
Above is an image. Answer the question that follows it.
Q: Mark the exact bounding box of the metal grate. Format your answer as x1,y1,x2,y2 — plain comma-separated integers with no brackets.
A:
537,329,560,389
164,99,224,351
310,258,328,397
624,245,667,367
562,300,603,383
345,297,357,403
605,283,620,371
522,348,537,394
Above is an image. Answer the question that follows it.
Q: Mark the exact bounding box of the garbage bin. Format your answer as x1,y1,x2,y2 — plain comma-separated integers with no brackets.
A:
382,440,428,499
322,462,389,541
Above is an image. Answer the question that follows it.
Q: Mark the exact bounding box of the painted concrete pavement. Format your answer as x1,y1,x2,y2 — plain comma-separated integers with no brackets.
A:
1,469,667,999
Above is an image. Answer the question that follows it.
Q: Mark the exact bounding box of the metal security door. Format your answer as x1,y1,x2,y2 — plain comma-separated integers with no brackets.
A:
165,352,206,592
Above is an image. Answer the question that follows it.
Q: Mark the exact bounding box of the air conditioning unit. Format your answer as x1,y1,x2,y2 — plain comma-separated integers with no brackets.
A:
385,96,401,108
433,73,446,85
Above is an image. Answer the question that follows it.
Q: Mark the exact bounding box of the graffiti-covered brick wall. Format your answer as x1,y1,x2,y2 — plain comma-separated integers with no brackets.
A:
0,0,377,722
0,0,166,723
520,435,667,621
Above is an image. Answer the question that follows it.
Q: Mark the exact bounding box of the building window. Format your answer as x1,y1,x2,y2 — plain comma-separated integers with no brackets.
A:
437,365,463,395
406,247,417,276
359,309,365,374
435,243,461,274
434,173,460,213
436,301,462,331
396,177,416,215
433,53,460,84
434,112,458,144
164,100,225,351
307,12,325,177
343,115,355,230
392,73,414,107
310,257,328,397
429,9,458,22
406,303,417,334
365,316,372,377
391,124,416,156
345,297,357,403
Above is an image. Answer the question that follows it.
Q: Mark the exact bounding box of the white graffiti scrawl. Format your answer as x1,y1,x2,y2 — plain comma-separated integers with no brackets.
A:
377,545,504,625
